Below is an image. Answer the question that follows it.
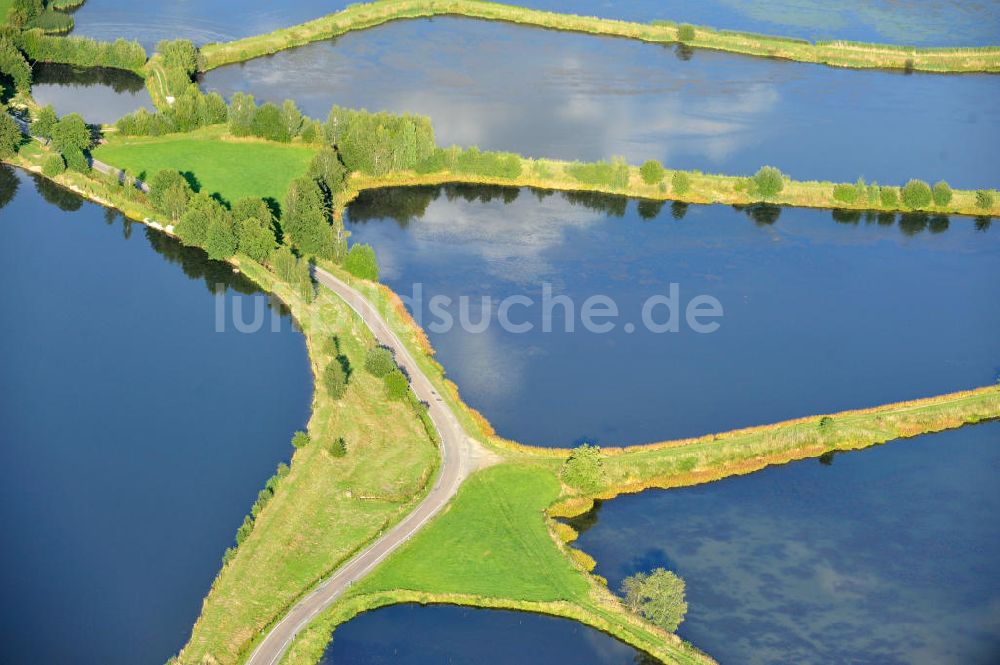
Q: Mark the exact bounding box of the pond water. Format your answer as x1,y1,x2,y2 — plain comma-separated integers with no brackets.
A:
69,0,1000,48
522,0,1000,46
320,603,645,664
572,421,1000,665
346,185,1000,447
31,63,154,125
203,18,1000,188
0,166,312,665
70,0,349,51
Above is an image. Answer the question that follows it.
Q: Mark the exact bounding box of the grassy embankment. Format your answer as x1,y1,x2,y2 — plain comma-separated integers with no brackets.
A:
93,125,998,219
24,129,1000,664
197,0,1000,74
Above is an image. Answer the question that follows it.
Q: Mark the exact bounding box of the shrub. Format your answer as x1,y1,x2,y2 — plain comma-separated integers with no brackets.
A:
291,431,310,449
148,170,192,222
880,187,899,208
561,443,604,492
671,171,691,195
41,153,66,176
932,181,952,207
62,147,89,172
677,24,696,42
639,159,665,185
327,437,347,458
364,346,396,377
566,158,629,189
343,243,379,281
323,361,348,399
752,166,784,200
975,189,994,210
621,569,688,632
901,179,932,209
832,183,858,204
250,102,290,143
383,368,409,400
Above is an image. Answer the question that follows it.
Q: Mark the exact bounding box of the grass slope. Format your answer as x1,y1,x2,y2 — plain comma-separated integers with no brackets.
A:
93,127,317,205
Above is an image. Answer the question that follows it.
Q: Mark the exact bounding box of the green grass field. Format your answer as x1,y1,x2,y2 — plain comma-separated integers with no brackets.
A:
359,464,587,600
93,127,317,205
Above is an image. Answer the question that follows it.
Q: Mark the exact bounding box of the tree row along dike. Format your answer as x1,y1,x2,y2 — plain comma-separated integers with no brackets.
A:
197,0,1000,73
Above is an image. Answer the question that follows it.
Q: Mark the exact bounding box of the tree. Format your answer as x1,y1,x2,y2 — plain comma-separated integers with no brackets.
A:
156,39,198,76
671,171,691,195
561,443,604,492
752,166,784,200
620,569,688,632
51,113,91,155
281,99,303,139
148,170,193,222
32,105,58,140
343,243,379,281
677,24,696,43
291,431,310,449
384,368,409,400
901,179,932,209
0,112,22,159
639,159,665,185
251,102,289,142
233,197,276,262
932,180,952,207
41,153,65,176
323,361,348,399
364,346,396,377
327,437,347,457
228,92,257,137
205,217,237,260
283,177,333,258
176,208,209,246
309,147,348,198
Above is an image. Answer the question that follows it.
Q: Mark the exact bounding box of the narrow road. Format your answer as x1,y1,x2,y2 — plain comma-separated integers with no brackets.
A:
244,266,493,665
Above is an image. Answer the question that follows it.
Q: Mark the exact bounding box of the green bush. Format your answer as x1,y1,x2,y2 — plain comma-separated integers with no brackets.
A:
364,346,397,377
832,183,859,204
204,218,237,261
932,181,952,207
671,171,691,195
327,437,347,457
752,165,784,200
975,189,994,210
291,431,310,449
41,153,66,176
344,243,379,281
561,443,604,492
639,159,665,185
27,9,74,34
566,158,629,189
384,369,409,400
677,24,696,42
880,186,899,208
16,32,146,71
62,147,89,172
901,179,932,209
323,361,348,399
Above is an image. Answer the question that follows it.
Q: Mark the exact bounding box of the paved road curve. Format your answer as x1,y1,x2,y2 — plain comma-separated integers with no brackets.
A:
244,266,493,665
